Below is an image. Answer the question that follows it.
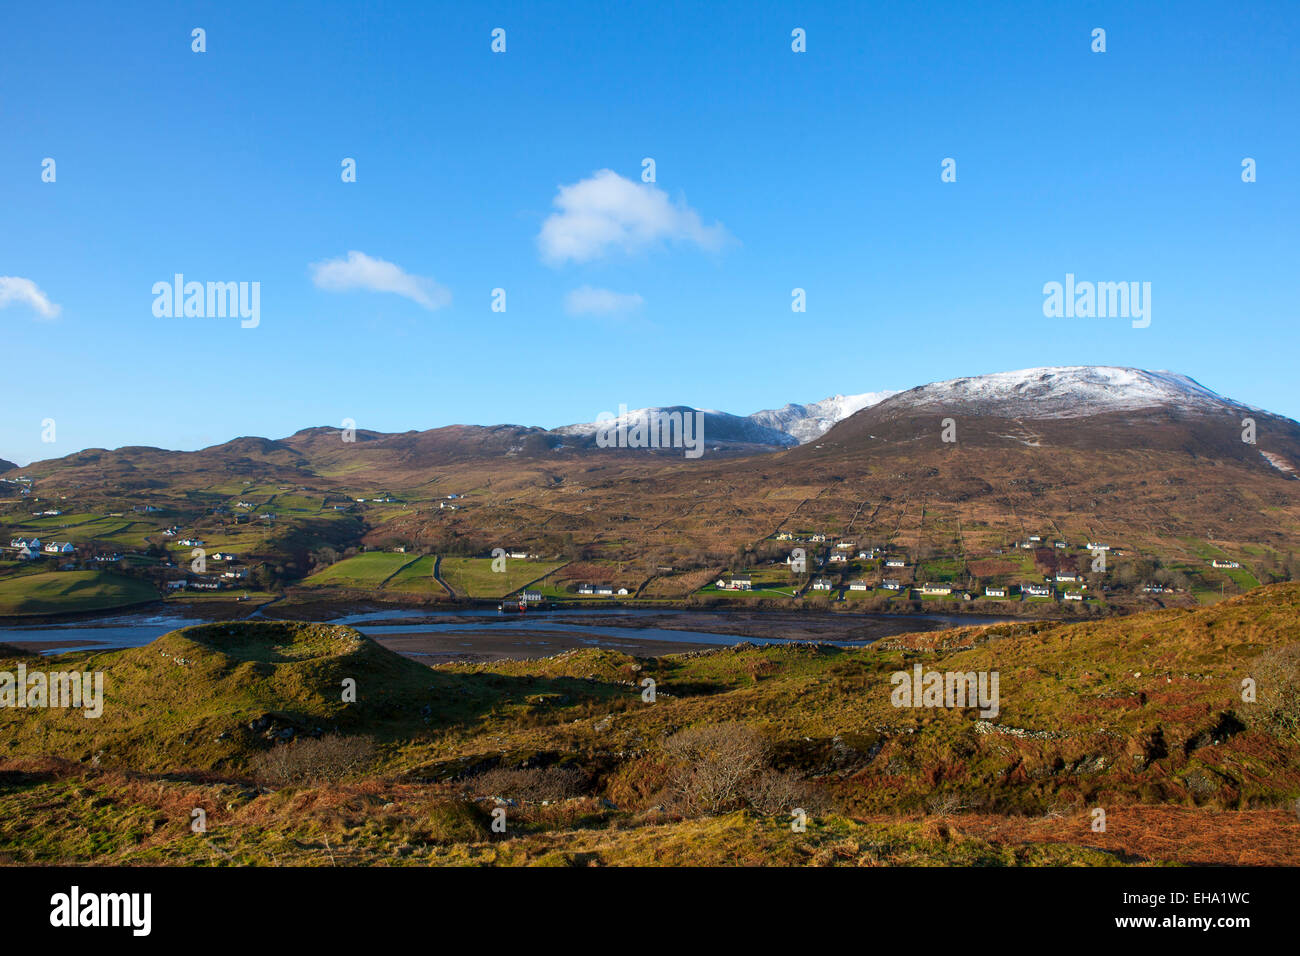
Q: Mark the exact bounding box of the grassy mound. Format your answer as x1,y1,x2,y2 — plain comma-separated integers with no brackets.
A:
0,621,447,773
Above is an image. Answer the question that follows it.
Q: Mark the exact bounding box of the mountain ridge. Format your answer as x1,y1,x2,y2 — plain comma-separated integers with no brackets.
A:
4,366,1293,470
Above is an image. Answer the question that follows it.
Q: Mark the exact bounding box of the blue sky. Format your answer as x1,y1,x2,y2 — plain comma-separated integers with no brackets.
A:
2,0,1296,465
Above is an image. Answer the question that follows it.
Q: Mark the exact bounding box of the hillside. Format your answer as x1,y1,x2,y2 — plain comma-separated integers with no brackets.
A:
1,585,1298,865
0,622,448,772
2,366,1297,609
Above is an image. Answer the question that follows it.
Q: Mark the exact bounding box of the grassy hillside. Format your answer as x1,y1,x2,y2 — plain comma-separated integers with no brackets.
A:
436,557,567,598
0,571,158,616
300,553,416,589
0,622,447,772
2,584,1298,865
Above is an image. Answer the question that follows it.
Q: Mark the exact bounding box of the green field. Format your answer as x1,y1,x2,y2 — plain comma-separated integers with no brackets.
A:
383,556,445,595
300,552,417,588
0,571,158,616
437,557,566,599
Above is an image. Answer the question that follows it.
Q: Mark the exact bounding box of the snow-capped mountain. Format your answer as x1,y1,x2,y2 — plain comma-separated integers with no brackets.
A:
553,406,798,447
556,393,896,446
875,367,1248,420
746,392,899,443
551,368,1262,451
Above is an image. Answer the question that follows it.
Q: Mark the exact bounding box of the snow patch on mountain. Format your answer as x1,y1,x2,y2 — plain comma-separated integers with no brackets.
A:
879,367,1244,419
746,392,899,443
554,407,797,447
1260,450,1296,475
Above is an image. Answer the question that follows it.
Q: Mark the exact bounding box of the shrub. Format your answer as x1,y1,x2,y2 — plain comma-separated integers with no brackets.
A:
1247,644,1300,742
658,722,829,817
661,722,769,814
251,734,376,786
464,766,586,803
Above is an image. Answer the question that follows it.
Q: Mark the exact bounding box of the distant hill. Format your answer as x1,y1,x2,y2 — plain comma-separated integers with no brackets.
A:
0,459,16,474
9,366,1299,588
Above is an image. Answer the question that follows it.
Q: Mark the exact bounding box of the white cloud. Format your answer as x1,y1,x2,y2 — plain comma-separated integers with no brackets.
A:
310,251,451,310
0,277,60,318
538,169,729,265
564,285,645,317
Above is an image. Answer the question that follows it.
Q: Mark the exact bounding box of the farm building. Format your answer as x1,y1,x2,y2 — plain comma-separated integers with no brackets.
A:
717,577,752,591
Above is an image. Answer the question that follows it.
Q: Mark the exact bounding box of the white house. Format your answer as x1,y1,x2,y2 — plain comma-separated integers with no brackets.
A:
1086,542,1110,551
16,544,38,561
166,580,188,590
616,587,629,596
829,552,848,564
848,580,870,591
1063,591,1085,601
222,568,250,580
920,583,952,596
881,579,902,591
1055,572,1079,583
179,538,204,547
593,585,614,596
1025,584,1052,597
884,558,906,568
506,549,529,560
578,584,595,595
984,586,1007,598
1211,559,1240,569
520,590,544,603
811,577,833,591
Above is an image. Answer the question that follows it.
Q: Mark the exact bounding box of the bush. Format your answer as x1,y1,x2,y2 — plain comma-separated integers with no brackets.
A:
464,766,586,803
661,722,769,814
251,734,376,786
1248,644,1300,741
658,722,828,816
